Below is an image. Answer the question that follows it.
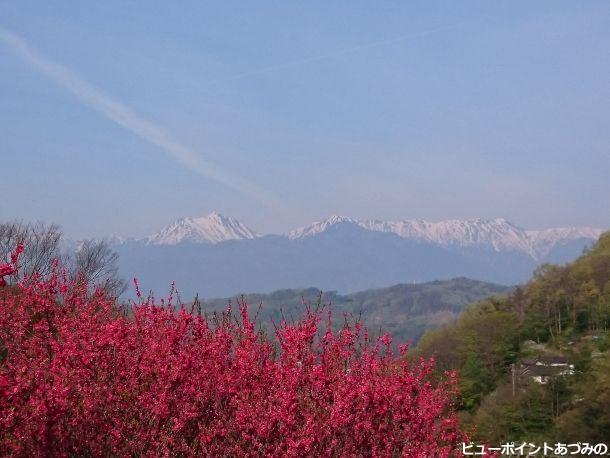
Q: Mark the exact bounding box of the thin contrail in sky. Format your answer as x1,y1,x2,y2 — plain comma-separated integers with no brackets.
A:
0,26,288,214
201,23,457,87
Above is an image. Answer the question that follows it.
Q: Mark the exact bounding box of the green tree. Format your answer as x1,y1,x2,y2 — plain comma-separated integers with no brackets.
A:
555,353,610,443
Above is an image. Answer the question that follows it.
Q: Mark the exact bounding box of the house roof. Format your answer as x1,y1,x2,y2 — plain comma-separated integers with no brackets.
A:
523,365,557,377
520,355,569,367
540,356,568,365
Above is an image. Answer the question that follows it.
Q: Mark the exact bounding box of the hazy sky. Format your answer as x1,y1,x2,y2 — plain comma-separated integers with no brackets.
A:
1,1,609,238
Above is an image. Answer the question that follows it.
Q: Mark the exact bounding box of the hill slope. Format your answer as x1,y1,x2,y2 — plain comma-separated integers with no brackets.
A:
201,277,512,343
414,231,610,443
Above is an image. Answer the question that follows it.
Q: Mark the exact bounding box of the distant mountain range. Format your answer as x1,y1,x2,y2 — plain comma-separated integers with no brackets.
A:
144,213,601,260
110,213,604,298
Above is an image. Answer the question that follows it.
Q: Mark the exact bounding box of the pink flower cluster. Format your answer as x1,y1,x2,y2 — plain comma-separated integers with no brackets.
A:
0,243,23,287
0,248,464,457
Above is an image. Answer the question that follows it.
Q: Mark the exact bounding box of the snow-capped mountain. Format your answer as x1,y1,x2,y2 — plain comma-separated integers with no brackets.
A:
288,216,602,260
360,218,530,252
287,215,358,239
114,213,605,297
146,213,602,260
147,212,258,245
526,227,604,259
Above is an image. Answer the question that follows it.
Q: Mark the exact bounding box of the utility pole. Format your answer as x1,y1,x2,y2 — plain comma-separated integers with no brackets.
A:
510,363,515,398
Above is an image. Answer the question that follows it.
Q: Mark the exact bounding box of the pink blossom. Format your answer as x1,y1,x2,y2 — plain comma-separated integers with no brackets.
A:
0,247,466,456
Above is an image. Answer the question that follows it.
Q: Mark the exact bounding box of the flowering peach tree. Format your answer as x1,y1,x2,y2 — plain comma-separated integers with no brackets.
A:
0,246,465,456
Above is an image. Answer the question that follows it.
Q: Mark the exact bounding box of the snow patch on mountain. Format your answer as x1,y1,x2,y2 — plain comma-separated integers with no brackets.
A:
143,212,602,260
288,216,602,260
147,212,258,245
526,227,604,259
287,215,357,240
360,218,533,253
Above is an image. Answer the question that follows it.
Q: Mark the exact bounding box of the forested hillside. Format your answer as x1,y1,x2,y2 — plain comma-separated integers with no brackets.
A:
201,277,512,343
414,232,610,443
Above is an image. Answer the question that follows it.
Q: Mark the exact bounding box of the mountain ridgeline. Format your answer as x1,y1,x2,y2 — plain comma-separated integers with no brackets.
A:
113,213,602,298
200,277,513,343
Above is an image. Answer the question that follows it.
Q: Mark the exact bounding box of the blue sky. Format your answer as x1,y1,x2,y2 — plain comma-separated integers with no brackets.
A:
1,1,610,238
